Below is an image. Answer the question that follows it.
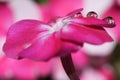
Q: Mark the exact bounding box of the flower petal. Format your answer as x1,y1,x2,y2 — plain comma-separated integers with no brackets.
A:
19,34,61,61
61,23,113,45
56,41,82,56
3,20,52,59
65,8,83,18
0,3,13,36
69,17,115,28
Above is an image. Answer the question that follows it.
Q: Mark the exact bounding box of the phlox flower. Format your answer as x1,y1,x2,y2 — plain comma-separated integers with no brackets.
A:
3,9,115,61
80,65,115,80
0,56,52,79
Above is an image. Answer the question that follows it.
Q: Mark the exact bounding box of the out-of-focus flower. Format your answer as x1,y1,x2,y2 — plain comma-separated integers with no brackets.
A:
0,56,52,79
102,0,120,41
72,50,115,79
0,2,13,37
3,9,115,61
34,0,83,22
80,65,115,80
72,50,89,70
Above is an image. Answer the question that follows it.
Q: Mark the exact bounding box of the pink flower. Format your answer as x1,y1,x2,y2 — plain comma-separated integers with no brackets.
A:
102,0,120,41
3,9,115,61
0,2,13,37
0,56,52,79
72,50,89,70
80,65,115,80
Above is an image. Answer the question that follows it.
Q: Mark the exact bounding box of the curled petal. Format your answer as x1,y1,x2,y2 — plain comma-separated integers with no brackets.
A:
65,8,83,18
19,34,61,61
61,23,113,45
69,17,115,28
3,20,51,59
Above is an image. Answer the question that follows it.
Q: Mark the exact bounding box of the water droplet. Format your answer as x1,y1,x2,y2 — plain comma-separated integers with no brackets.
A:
73,12,82,18
87,11,98,18
103,16,115,25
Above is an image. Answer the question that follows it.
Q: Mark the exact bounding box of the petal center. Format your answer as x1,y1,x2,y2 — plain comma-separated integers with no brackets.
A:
51,18,69,32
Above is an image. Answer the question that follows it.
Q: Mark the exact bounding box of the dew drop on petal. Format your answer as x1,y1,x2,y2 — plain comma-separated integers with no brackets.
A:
87,11,98,18
73,12,82,18
103,16,115,25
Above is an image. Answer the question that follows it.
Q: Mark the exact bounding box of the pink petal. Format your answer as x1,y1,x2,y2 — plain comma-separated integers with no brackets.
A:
69,17,115,28
3,20,51,59
66,8,83,17
56,41,82,56
0,3,13,36
72,50,89,69
0,56,52,79
19,34,61,61
61,23,113,45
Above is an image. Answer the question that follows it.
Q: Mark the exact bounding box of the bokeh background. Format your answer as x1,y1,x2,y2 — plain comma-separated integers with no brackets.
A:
0,0,120,80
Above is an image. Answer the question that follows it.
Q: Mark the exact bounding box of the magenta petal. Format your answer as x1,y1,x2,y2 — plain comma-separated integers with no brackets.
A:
61,41,82,52
61,24,113,44
19,34,61,61
66,8,83,17
3,20,51,59
69,17,115,28
56,41,82,56
0,3,13,36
